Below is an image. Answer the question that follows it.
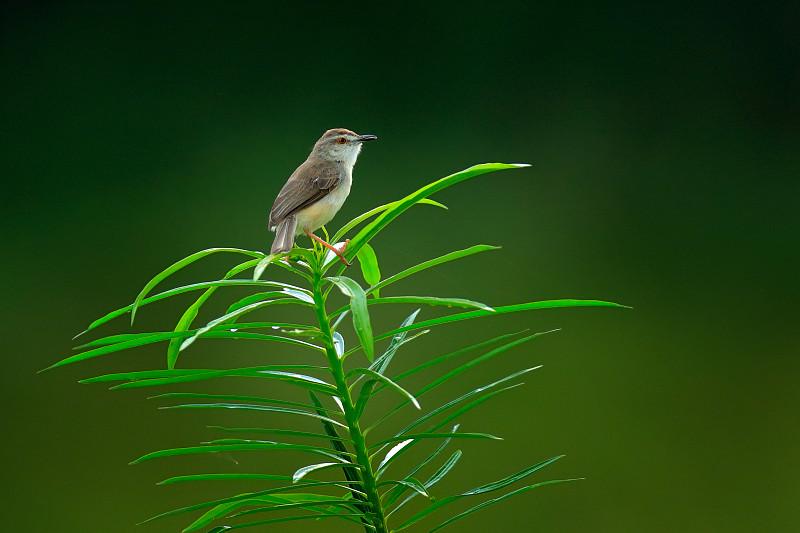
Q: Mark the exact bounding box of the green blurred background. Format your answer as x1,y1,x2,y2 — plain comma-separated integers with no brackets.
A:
2,1,798,531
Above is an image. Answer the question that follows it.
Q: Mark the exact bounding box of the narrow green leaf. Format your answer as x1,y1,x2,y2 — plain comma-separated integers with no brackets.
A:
331,309,349,330
50,330,322,371
130,248,263,325
81,365,324,384
343,299,623,359
351,314,423,420
393,457,565,531
183,492,361,532
390,331,526,384
429,479,581,533
73,332,162,350
224,289,314,308
292,462,340,483
105,367,337,395
352,379,380,421
167,258,260,370
386,450,461,516
224,495,365,518
207,426,352,443
385,427,461,513
82,368,212,383
372,384,522,473
159,403,348,429
335,163,529,269
252,249,315,281
282,288,316,304
370,296,492,311
369,432,501,450
75,279,312,337
189,330,322,348
180,294,314,351
466,456,565,495
52,331,204,370
326,276,373,362
392,368,538,441
351,309,421,388
307,392,349,448
420,198,448,210
307,390,371,518
420,449,462,489
346,368,420,411
182,438,349,452
225,292,288,314
158,473,292,485
412,334,546,404
356,243,381,290
130,443,350,465
137,490,287,524
141,489,366,530
376,439,413,475
377,478,433,502
426,385,523,434
253,253,279,281
332,331,345,358
159,476,365,499
368,245,499,295
206,513,371,532
184,500,242,532
213,321,319,334
376,308,419,369
366,334,546,435
150,392,342,415
330,296,493,318
332,198,448,244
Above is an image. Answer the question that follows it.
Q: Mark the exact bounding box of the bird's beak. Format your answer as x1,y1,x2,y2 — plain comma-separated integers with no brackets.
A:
357,134,377,142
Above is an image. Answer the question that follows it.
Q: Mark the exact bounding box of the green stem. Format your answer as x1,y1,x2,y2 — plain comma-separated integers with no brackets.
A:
311,269,388,533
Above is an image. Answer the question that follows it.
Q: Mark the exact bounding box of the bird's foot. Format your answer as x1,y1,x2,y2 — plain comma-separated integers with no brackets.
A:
306,232,351,266
335,239,351,254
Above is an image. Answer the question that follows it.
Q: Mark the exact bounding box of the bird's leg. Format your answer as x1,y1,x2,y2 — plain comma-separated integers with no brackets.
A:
305,230,351,266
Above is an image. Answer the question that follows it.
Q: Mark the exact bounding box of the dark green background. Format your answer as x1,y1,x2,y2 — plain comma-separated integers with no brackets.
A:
2,2,798,531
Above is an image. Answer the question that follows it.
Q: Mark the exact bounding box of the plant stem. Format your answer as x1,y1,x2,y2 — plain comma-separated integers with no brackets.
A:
311,269,388,533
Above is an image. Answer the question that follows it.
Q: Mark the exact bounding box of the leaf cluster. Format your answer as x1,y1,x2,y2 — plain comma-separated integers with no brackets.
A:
49,164,623,532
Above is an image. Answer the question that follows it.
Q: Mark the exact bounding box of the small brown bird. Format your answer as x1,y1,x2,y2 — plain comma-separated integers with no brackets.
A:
268,128,376,265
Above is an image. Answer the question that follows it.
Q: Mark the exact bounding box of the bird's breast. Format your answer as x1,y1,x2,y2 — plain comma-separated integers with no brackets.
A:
295,173,352,234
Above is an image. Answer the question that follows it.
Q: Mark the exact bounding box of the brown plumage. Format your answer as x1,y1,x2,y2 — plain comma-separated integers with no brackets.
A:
268,128,376,263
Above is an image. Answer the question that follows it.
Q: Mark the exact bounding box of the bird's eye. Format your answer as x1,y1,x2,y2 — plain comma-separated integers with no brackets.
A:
337,137,348,144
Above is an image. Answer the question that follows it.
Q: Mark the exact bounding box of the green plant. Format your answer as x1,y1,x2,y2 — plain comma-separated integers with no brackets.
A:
48,163,623,532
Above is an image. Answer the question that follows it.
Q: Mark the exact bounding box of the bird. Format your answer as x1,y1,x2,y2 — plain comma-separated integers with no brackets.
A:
268,128,377,265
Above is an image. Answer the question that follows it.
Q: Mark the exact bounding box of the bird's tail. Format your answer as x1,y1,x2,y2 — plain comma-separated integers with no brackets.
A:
270,215,297,254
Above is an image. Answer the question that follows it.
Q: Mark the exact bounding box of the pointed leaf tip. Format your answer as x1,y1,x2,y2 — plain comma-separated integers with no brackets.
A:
253,253,279,281
292,462,339,483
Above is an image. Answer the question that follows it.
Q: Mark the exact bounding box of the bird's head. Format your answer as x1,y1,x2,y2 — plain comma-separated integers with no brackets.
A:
312,128,377,166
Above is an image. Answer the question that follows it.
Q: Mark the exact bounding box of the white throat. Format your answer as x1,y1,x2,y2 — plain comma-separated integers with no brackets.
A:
339,143,363,169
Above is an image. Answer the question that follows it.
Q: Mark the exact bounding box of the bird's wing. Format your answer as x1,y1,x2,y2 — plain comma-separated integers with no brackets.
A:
269,164,341,227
